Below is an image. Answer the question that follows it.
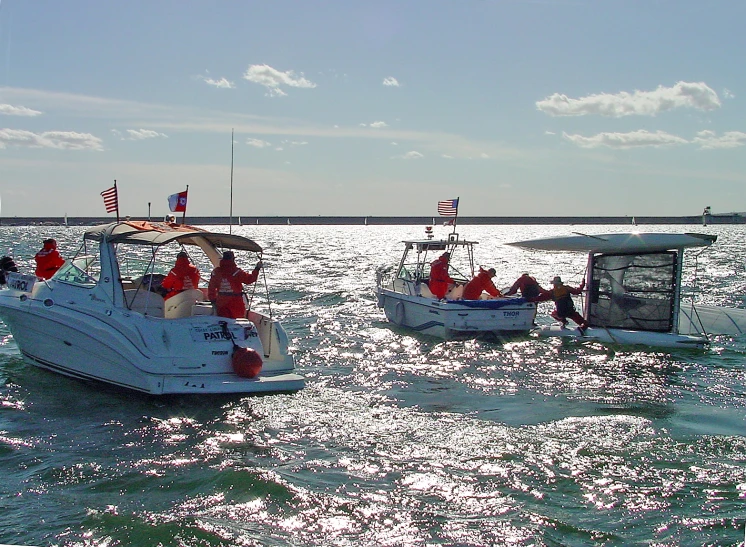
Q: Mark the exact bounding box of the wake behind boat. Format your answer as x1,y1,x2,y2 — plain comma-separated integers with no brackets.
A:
507,232,746,349
376,226,535,339
0,221,303,395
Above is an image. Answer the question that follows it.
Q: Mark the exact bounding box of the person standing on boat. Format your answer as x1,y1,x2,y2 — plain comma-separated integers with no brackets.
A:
208,251,263,319
34,238,65,279
161,251,201,301
462,267,502,300
428,252,454,300
504,273,543,301
539,276,587,331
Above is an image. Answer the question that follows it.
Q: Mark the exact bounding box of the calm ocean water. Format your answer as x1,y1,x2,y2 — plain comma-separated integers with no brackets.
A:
0,223,745,547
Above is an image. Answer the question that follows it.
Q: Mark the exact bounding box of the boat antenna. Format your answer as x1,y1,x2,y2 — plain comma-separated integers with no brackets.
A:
229,128,234,234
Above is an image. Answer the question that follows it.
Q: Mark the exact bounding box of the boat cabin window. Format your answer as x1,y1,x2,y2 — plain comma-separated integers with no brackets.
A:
52,256,98,288
588,251,677,332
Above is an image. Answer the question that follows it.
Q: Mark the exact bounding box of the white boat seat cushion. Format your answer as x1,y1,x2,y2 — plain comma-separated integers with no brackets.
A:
124,289,165,317
164,289,205,319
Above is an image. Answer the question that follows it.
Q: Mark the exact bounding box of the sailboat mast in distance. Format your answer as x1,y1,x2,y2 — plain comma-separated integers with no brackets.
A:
229,129,235,233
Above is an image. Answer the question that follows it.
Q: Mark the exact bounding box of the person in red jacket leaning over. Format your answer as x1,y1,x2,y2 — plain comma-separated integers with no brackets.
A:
161,251,201,300
34,238,65,279
462,267,502,300
428,252,454,300
208,251,263,319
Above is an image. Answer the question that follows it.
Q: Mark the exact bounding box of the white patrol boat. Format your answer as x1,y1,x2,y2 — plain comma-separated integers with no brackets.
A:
507,232,746,349
376,228,536,339
0,221,303,395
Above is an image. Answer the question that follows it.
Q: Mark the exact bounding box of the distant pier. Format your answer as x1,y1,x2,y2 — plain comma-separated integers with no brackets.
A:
0,214,742,226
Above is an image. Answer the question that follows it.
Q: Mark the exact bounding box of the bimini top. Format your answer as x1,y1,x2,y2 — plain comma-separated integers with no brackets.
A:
83,221,263,252
506,232,717,254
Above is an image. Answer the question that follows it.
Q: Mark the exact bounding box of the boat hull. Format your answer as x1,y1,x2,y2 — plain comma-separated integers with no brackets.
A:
536,325,708,349
0,288,302,395
377,288,535,339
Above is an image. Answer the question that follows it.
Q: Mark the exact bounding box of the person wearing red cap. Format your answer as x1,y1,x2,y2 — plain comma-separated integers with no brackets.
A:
462,267,502,300
34,238,65,279
428,252,454,300
161,251,201,300
208,251,263,319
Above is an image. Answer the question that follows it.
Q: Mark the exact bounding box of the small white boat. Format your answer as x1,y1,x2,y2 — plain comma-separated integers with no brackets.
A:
0,221,303,395
507,232,746,349
376,230,536,339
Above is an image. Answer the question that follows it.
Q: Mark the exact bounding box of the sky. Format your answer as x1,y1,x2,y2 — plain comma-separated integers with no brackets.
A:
0,0,745,219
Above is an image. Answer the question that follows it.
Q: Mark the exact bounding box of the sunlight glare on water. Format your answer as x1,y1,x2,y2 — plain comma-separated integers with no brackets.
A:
0,223,745,545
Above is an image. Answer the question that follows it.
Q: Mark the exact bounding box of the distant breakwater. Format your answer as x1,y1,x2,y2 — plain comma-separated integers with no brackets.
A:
0,215,742,227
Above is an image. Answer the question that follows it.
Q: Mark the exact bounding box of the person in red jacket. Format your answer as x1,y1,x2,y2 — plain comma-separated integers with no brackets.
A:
428,252,454,300
34,238,65,279
504,273,543,301
538,276,587,331
208,251,263,319
161,251,201,300
462,267,502,300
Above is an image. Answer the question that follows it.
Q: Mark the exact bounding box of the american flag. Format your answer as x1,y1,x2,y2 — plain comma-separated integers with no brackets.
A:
101,184,118,214
437,198,459,217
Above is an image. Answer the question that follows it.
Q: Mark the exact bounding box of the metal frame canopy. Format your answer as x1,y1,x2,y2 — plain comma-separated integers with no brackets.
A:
83,221,263,252
506,232,716,254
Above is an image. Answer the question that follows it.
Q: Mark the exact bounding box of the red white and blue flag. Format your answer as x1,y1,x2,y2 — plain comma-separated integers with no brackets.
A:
437,198,459,217
168,190,188,213
101,184,118,214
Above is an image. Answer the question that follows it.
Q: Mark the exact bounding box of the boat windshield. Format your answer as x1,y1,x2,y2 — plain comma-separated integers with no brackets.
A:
52,256,98,288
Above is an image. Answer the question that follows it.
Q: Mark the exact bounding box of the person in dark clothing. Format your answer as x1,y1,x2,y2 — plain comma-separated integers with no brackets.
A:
538,276,588,331
504,273,543,301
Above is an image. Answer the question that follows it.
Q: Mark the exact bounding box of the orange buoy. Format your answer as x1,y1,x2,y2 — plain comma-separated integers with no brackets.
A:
232,346,263,378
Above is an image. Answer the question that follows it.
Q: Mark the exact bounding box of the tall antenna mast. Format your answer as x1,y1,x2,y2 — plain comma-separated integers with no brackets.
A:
229,128,234,234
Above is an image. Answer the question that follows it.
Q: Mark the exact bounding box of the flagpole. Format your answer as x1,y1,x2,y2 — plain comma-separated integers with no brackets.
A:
181,185,188,225
114,180,120,222
452,196,459,235
229,129,234,234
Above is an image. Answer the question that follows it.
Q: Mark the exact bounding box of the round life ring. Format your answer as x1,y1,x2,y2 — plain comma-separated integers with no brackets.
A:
393,301,405,325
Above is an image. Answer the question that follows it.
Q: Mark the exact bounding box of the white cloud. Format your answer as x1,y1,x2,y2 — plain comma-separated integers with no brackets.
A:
281,140,308,146
0,104,42,116
202,77,235,89
246,138,271,148
369,121,388,129
124,129,168,140
243,64,316,97
537,82,721,117
0,129,103,150
392,150,424,159
562,130,688,149
692,130,746,150
383,76,400,87
723,88,735,99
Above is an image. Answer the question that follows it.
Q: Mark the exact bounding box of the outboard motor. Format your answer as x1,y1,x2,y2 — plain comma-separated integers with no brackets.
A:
0,256,19,285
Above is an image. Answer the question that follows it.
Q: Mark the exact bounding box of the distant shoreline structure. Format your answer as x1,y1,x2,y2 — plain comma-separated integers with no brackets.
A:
0,214,743,227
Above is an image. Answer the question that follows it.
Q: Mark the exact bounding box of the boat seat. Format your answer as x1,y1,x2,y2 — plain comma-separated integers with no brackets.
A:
124,289,165,317
447,284,464,300
418,282,436,299
164,289,205,319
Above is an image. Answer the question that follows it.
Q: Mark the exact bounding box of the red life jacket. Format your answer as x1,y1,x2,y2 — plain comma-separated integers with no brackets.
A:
34,241,65,279
161,256,200,300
